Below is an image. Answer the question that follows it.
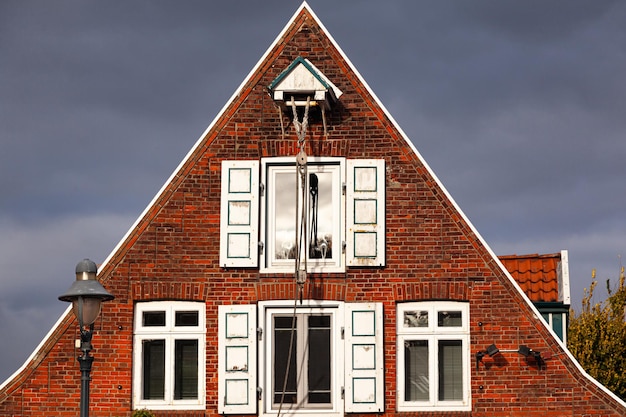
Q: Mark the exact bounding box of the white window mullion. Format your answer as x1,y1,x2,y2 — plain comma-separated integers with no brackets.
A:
164,336,173,404
427,336,436,405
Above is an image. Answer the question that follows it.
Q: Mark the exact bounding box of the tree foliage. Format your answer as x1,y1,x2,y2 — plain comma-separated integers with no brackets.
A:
568,268,626,400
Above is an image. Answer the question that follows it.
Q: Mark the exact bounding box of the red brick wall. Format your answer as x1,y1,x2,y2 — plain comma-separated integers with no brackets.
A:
1,8,624,417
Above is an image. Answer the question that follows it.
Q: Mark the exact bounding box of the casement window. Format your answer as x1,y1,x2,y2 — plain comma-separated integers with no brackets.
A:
267,307,336,411
396,302,470,412
218,301,384,416
262,158,344,272
133,302,206,410
220,158,385,272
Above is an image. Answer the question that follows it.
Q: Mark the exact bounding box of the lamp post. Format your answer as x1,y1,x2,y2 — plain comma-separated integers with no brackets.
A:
59,259,115,417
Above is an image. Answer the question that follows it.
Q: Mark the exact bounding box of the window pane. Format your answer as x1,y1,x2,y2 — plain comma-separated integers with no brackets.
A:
175,311,199,327
438,340,463,401
143,311,166,327
308,315,331,404
404,340,429,401
552,313,564,340
266,162,341,270
308,172,334,261
274,316,297,404
142,339,165,400
274,172,297,260
437,311,462,327
174,339,198,400
404,310,428,328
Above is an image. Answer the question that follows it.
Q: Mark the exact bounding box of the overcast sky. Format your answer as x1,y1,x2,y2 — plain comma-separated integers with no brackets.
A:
2,1,625,383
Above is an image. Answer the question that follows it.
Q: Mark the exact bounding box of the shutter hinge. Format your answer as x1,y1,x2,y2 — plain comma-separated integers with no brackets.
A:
257,387,263,400
342,241,346,254
260,183,265,196
341,327,345,339
257,327,263,341
258,241,264,255
342,182,346,195
341,386,345,399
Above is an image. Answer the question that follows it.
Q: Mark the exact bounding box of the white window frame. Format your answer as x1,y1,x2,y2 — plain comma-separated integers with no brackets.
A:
260,157,345,273
133,301,206,411
396,301,470,412
259,300,345,417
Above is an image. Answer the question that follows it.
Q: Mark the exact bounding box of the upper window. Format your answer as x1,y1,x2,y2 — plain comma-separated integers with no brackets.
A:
133,301,206,410
262,157,344,272
396,302,470,412
219,158,385,272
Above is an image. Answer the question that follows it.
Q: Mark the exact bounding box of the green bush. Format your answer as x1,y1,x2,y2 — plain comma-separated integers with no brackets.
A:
131,409,155,417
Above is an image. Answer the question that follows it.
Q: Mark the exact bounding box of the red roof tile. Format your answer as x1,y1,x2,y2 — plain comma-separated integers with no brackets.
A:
499,253,562,303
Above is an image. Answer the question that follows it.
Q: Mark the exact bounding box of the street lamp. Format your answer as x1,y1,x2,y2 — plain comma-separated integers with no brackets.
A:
59,259,115,417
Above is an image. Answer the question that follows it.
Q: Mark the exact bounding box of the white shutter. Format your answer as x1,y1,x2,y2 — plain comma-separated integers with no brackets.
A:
220,160,259,267
344,302,384,413
218,304,257,414
346,159,385,267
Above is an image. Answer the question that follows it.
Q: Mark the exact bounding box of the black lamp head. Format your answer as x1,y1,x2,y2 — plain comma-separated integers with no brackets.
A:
486,344,500,357
476,344,499,370
59,259,115,327
517,345,531,357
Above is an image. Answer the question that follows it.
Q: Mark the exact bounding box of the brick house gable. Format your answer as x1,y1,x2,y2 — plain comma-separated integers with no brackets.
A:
2,3,625,416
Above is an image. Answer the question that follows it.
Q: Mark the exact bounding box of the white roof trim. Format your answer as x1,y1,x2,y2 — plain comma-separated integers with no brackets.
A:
4,2,624,409
559,249,571,304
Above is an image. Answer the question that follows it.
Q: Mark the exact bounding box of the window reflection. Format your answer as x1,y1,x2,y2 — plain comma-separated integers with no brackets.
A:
273,167,335,262
309,172,333,260
274,172,296,259
404,311,429,328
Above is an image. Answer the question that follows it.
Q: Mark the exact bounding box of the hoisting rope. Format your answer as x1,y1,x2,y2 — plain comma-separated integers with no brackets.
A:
292,96,310,143
276,96,312,417
292,96,310,301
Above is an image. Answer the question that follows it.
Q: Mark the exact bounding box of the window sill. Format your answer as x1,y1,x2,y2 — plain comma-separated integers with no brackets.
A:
260,409,343,417
396,403,471,412
133,402,205,411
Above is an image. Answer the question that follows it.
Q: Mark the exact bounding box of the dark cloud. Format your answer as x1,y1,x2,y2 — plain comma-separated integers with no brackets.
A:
456,0,619,42
2,0,626,383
